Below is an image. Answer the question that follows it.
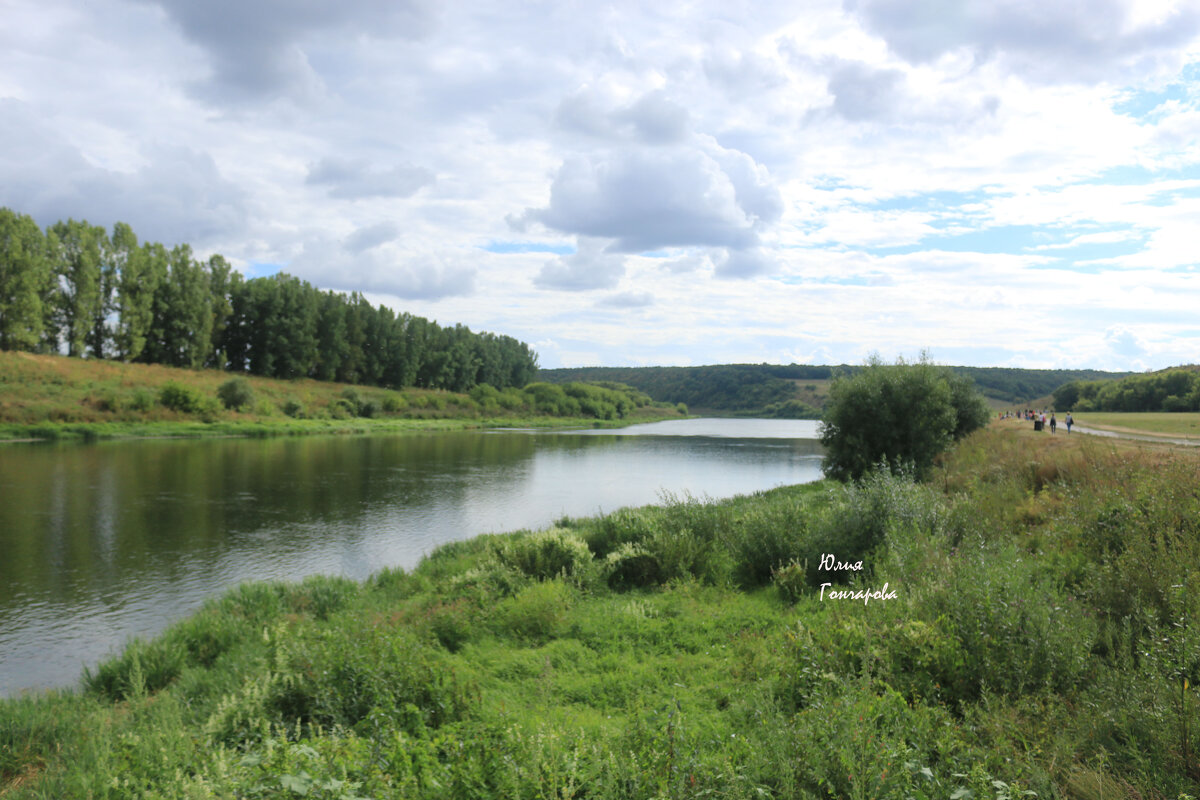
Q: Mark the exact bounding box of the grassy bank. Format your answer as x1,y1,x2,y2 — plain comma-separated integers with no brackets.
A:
0,352,687,442
3,424,1200,798
0,413,684,444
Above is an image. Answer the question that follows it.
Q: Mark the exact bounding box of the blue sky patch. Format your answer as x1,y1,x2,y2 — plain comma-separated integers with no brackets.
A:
245,261,284,278
481,241,575,255
1114,62,1198,118
864,189,989,213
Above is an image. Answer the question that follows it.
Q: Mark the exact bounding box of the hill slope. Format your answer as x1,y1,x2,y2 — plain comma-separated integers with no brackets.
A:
0,352,683,440
539,364,1129,415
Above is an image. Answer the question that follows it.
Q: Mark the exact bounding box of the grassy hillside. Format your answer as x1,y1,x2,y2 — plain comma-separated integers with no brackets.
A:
3,422,1199,797
0,352,685,441
540,364,1129,416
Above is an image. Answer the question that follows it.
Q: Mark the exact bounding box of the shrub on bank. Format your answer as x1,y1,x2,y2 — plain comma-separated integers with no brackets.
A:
159,381,217,416
497,579,572,643
216,377,254,411
604,543,664,589
495,527,594,582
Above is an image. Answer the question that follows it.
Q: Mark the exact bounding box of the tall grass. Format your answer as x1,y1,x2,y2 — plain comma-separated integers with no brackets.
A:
0,351,686,442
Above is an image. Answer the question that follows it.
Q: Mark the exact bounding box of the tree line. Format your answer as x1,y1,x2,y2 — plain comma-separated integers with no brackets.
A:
540,364,806,412
1053,367,1200,412
0,209,538,391
541,363,1129,413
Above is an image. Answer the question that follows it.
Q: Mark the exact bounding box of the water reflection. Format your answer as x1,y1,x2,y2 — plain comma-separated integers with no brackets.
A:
0,420,823,694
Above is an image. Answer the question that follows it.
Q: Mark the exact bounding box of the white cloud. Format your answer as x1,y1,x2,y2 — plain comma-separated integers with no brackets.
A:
0,98,247,246
534,237,626,291
290,235,476,300
4,0,1200,370
306,157,435,200
596,290,654,308
134,0,436,103
844,0,1200,84
517,139,782,255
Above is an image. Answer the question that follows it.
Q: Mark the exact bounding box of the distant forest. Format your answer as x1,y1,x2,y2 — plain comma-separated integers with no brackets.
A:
1054,366,1200,412
540,365,827,416
0,209,538,391
540,364,1132,415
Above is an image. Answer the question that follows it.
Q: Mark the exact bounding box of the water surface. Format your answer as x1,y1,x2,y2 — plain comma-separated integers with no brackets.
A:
0,419,823,695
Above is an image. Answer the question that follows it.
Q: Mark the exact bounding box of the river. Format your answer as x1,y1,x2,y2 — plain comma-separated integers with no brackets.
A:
0,418,823,695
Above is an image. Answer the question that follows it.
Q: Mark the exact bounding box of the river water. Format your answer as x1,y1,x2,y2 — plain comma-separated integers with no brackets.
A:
0,418,823,695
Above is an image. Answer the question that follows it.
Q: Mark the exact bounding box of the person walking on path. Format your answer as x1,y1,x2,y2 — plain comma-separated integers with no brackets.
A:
1050,413,1057,433
1065,412,1073,434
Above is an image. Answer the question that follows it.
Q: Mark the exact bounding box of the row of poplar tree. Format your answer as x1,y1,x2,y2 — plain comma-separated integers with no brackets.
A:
0,208,539,392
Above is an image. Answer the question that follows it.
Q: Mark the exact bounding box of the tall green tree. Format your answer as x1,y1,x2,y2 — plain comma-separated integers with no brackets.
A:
335,293,369,384
313,291,349,382
133,243,170,363
3,210,540,389
48,219,106,357
206,254,237,369
272,274,318,379
110,223,158,361
0,209,52,351
87,227,122,359
141,244,212,368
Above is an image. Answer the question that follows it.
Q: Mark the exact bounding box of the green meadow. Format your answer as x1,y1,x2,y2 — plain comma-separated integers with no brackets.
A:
1073,412,1200,439
3,424,1199,798
0,352,686,442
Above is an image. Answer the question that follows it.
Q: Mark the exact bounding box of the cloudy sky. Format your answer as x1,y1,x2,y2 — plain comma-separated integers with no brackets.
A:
3,0,1200,371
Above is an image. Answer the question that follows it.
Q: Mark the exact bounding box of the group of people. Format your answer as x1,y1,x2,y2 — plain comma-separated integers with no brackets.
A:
1001,409,1073,433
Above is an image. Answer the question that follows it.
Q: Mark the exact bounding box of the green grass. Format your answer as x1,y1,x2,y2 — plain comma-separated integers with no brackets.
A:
3,426,1200,797
0,352,686,443
1073,411,1200,438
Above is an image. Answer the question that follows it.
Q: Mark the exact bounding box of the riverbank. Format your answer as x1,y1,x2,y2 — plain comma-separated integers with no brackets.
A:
0,411,687,444
3,425,1198,797
0,352,687,443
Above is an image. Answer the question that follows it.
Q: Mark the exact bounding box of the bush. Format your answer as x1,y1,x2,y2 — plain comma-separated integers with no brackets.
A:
579,508,657,558
800,469,946,585
469,383,501,405
1163,394,1191,412
204,622,470,744
820,354,990,481
495,528,594,582
725,499,810,587
93,392,121,412
129,389,156,412
339,387,362,414
330,398,356,419
216,377,254,410
159,381,216,416
497,388,528,411
497,580,572,642
84,638,186,700
772,560,807,604
604,543,664,590
524,383,582,417
922,545,1095,703
281,400,305,418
